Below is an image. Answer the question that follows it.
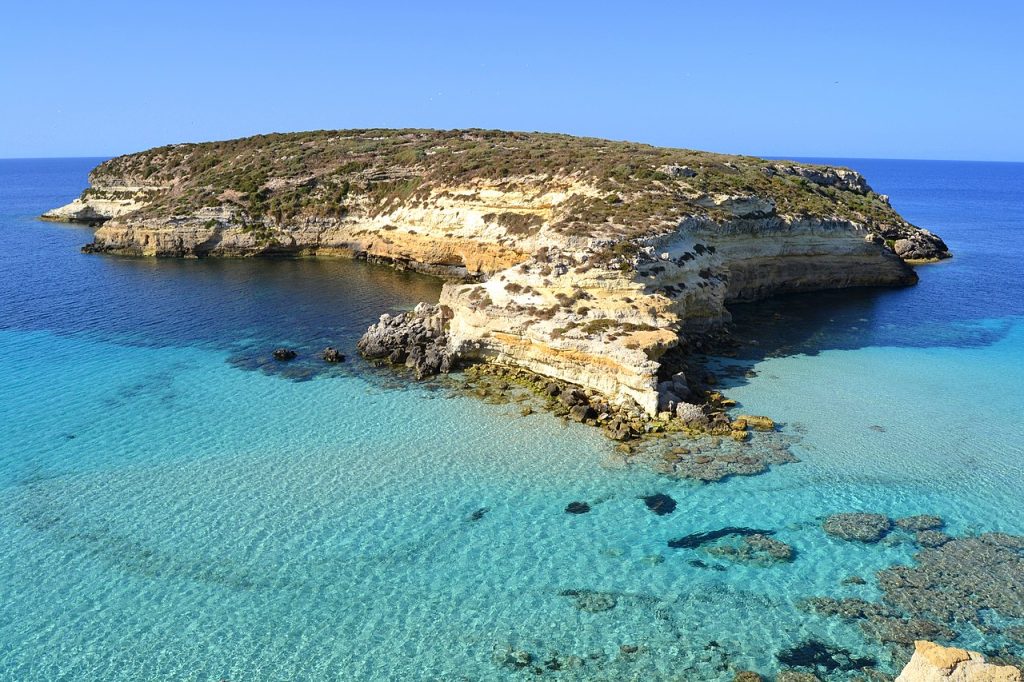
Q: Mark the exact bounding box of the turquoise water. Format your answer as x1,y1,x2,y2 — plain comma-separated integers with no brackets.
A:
1,158,1023,680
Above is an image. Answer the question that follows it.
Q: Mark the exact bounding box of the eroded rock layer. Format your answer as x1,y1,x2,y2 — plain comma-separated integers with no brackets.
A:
44,129,950,414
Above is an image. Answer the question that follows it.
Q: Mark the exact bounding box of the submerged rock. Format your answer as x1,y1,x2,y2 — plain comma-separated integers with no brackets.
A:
558,589,617,613
466,507,489,522
705,533,795,565
877,533,1024,627
565,501,591,515
640,493,677,516
733,671,763,682
668,526,774,549
915,530,952,548
823,512,893,543
492,645,533,671
776,639,876,674
896,515,944,532
808,530,1024,660
776,672,822,682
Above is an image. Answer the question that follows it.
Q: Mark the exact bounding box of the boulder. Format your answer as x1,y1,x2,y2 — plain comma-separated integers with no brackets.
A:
737,414,775,431
321,347,345,363
357,303,453,379
891,229,951,262
569,404,596,423
675,401,708,426
895,640,1021,681
272,348,297,361
606,418,633,441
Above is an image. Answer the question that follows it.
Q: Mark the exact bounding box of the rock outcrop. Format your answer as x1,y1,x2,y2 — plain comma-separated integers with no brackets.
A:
44,129,951,414
896,641,1021,681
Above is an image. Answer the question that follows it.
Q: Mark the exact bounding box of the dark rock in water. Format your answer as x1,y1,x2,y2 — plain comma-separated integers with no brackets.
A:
861,615,956,646
559,388,588,407
568,404,596,422
321,346,345,363
915,529,952,548
841,575,867,585
776,639,876,673
805,532,1024,653
559,589,617,613
640,493,677,516
688,559,728,572
707,533,795,565
891,229,951,261
606,418,634,441
565,501,591,514
895,514,944,531
801,596,956,645
466,507,490,522
733,672,764,682
492,645,532,670
822,512,892,543
878,532,1024,627
272,348,297,361
357,303,453,379
668,527,774,549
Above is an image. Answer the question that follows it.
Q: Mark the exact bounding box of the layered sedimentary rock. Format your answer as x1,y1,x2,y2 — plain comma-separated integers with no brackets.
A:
44,129,950,414
896,641,1021,681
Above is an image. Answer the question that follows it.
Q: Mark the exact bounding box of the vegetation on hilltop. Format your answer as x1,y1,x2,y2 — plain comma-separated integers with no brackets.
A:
91,128,911,237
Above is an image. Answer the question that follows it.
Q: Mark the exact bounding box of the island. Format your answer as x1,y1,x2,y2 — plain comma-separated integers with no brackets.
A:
44,129,950,431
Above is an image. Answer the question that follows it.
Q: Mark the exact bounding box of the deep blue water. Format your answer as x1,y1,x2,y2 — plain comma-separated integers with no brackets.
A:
1,157,1022,680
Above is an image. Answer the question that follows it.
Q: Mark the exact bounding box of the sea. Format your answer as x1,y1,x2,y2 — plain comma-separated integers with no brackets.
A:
1,157,1022,680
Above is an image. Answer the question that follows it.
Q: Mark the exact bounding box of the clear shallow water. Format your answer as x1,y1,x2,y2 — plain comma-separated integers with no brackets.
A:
1,158,1022,680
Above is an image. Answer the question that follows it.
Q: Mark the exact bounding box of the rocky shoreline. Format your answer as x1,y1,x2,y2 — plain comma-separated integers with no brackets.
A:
44,129,950,421
356,301,797,477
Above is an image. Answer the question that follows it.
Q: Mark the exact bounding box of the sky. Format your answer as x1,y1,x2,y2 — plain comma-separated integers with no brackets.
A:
2,1,1022,161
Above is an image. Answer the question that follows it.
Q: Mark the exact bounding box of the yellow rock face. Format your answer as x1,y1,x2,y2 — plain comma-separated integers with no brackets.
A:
895,641,1021,682
737,415,775,431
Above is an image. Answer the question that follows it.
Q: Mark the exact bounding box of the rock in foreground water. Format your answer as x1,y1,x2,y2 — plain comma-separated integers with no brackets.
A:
895,640,1021,681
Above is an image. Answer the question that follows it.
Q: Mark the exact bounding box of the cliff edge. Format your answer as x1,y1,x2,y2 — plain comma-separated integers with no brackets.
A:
43,129,950,415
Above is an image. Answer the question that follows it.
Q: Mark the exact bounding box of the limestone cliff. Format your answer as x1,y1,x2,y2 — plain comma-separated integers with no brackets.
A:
43,129,950,415
896,641,1021,681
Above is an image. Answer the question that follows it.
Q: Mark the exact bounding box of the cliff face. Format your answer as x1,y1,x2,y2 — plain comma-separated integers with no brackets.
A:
43,129,950,415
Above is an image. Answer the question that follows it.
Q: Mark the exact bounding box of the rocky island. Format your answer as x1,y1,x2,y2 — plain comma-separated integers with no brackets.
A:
44,129,950,422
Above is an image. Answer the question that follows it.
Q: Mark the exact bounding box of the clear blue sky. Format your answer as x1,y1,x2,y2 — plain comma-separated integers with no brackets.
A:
2,1,1022,160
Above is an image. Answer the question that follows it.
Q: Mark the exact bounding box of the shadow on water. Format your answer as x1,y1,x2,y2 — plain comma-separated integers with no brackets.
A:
703,277,1017,390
